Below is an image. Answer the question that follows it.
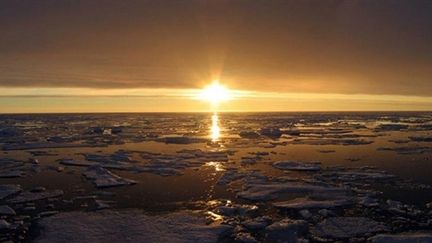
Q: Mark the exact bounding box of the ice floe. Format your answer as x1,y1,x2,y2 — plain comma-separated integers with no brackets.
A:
370,233,432,243
0,205,16,216
0,185,21,200
7,190,63,204
34,210,232,242
265,219,308,242
238,181,347,201
83,165,137,188
311,217,388,239
273,197,352,209
272,161,321,171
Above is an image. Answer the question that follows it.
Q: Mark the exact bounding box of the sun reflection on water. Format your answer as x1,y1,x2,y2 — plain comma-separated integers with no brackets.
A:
210,113,221,142
204,161,225,171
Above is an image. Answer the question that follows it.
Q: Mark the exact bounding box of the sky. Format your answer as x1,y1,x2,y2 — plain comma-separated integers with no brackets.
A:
1,0,432,113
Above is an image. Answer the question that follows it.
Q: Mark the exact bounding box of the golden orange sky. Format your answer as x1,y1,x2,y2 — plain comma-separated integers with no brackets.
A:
1,0,432,112
1,87,432,113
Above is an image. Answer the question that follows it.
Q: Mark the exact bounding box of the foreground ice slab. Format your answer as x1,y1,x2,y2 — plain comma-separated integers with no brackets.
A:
238,182,347,201
265,219,308,242
272,161,321,171
0,184,21,200
83,165,137,188
35,210,231,243
311,217,388,239
273,197,352,209
370,233,432,243
7,190,63,204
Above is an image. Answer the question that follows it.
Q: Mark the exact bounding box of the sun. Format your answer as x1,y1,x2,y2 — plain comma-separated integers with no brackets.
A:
198,80,232,105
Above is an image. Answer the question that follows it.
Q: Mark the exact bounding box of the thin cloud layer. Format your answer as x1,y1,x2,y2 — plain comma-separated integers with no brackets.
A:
1,0,432,95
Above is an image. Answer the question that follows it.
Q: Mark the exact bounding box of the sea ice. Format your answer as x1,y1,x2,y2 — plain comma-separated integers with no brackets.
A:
265,219,308,242
83,165,137,188
157,136,208,144
238,182,347,201
0,205,16,216
242,216,272,231
370,233,432,243
8,190,63,204
259,127,282,138
378,146,432,154
239,131,261,139
273,197,352,209
34,210,232,242
0,219,12,230
311,217,388,239
0,170,25,178
272,161,321,171
0,184,21,200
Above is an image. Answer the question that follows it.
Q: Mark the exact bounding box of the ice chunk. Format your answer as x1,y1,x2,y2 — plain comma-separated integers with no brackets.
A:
238,182,347,201
299,209,312,219
239,131,260,139
375,124,409,132
241,157,258,165
265,219,308,242
0,205,16,216
83,165,137,188
0,219,11,230
409,136,432,142
378,146,432,155
291,138,373,146
2,142,106,151
242,216,272,231
38,211,59,217
95,200,112,210
8,190,63,204
0,170,25,178
34,210,232,242
273,161,321,171
157,136,208,144
0,184,21,200
273,197,352,209
311,217,388,239
322,170,396,182
370,233,432,243
214,204,258,216
259,127,282,138
234,232,258,243
59,159,98,167
59,158,132,170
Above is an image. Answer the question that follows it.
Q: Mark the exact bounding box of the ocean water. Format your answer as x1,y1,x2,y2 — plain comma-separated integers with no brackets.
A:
1,112,432,241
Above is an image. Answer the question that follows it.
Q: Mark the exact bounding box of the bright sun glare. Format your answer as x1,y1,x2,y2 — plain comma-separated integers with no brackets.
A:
199,80,232,105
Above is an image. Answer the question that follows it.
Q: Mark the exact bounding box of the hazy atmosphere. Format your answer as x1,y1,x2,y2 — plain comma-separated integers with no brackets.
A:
1,0,432,112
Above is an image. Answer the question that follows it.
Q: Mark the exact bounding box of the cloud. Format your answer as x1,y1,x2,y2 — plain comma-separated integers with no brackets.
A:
0,0,431,96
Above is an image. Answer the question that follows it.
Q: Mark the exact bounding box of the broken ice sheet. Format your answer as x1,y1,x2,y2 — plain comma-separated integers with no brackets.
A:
238,181,348,201
378,146,432,154
0,170,25,178
34,210,232,242
83,165,137,188
311,217,388,239
0,184,21,200
7,190,63,204
0,205,16,216
265,219,308,242
370,233,432,242
273,197,352,209
290,138,373,146
272,161,321,171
